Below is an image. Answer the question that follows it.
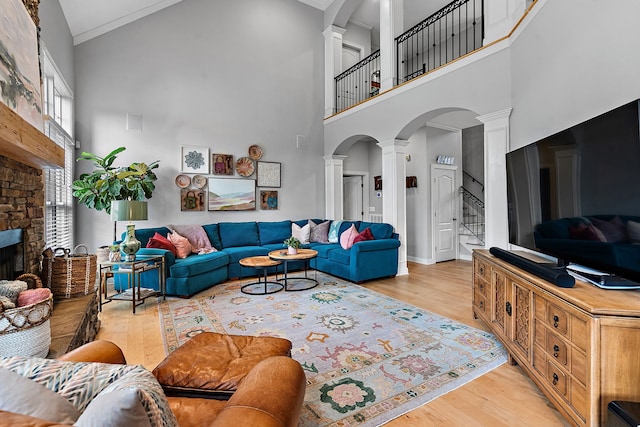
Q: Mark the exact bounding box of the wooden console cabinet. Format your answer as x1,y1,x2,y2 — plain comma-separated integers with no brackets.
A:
472,249,640,427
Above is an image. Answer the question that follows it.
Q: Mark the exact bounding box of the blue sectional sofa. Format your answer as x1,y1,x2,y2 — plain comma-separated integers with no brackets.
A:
122,219,400,297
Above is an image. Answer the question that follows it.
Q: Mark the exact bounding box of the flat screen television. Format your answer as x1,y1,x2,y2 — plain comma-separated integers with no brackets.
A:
506,99,640,283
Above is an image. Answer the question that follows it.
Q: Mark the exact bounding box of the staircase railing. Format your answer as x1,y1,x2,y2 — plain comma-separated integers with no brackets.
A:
334,49,380,113
460,186,485,244
396,0,484,83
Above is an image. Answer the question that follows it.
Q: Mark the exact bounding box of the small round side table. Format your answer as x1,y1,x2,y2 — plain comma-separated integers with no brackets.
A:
239,256,283,295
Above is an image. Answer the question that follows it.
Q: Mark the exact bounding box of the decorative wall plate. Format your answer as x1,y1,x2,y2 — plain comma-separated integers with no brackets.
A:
248,144,263,160
192,175,207,189
175,174,191,188
236,157,255,177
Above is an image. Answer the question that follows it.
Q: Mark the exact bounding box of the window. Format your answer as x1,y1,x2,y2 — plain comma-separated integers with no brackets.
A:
42,45,74,249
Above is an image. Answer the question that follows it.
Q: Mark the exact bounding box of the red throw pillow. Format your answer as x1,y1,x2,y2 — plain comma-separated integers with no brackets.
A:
354,227,375,244
146,232,178,256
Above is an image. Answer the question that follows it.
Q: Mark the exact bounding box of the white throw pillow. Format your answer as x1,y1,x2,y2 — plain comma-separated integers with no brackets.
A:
292,223,310,244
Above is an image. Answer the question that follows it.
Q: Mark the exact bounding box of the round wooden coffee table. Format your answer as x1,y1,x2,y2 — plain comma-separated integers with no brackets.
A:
268,248,318,291
239,256,283,295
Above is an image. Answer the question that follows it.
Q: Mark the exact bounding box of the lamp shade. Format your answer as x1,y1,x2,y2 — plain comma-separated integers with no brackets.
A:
110,200,148,221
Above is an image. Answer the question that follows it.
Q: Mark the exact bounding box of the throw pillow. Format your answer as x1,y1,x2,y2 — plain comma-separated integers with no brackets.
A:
76,388,151,427
167,230,192,259
628,220,640,243
146,232,178,256
328,220,343,243
0,280,28,304
168,224,215,253
589,216,626,243
569,223,606,242
353,227,375,244
0,367,80,424
17,288,51,307
0,357,178,427
340,224,359,250
292,223,310,244
309,220,330,243
0,295,15,310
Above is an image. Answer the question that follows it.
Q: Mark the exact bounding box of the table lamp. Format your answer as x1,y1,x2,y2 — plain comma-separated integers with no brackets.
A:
111,200,148,261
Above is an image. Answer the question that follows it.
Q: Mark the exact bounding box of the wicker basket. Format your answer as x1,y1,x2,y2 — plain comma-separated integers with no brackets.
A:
42,245,97,299
0,293,53,357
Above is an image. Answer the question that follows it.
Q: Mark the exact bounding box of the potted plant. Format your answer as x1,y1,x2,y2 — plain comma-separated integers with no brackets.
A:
283,236,301,255
71,146,159,242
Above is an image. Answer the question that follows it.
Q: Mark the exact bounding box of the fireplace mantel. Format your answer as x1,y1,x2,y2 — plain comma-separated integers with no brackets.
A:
0,102,64,169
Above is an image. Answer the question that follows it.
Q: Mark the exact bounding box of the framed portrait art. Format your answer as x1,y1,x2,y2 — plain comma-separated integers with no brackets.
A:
181,146,209,173
208,178,255,211
256,161,281,187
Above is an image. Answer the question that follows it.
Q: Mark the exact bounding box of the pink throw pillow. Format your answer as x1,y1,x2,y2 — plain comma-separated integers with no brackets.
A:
17,288,51,307
340,224,359,250
146,232,178,256
353,227,375,244
168,224,214,253
167,230,192,259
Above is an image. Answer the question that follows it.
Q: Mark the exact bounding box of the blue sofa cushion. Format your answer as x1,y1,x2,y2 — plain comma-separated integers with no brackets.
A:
170,252,229,278
358,222,394,239
218,222,259,248
328,247,351,265
311,243,340,259
202,224,223,250
258,220,291,245
221,246,268,264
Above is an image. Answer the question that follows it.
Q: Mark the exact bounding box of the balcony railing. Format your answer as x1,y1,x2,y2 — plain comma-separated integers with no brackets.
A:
334,49,380,113
396,0,484,83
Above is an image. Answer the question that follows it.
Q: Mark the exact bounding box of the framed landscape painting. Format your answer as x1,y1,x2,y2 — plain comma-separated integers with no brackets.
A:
208,178,255,211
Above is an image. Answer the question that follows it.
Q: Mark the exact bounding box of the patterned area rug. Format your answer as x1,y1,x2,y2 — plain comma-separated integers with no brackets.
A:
158,272,507,427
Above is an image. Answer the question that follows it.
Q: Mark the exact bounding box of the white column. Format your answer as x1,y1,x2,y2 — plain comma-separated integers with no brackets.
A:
323,25,346,117
483,0,527,44
476,108,512,249
324,155,347,220
377,139,409,276
379,0,403,91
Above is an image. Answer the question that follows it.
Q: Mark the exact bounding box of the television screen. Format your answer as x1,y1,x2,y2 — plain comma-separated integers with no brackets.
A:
506,99,640,282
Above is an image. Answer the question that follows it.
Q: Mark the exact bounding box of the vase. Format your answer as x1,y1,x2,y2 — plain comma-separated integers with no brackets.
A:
108,250,121,262
288,246,298,255
119,223,141,261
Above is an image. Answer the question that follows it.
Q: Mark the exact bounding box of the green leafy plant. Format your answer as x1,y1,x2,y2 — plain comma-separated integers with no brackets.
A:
71,147,159,214
283,236,301,249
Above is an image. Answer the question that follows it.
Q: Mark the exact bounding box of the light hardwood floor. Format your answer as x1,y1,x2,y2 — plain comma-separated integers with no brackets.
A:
97,260,571,426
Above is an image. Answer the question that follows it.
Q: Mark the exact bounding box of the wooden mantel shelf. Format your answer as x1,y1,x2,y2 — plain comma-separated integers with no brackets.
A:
0,102,64,169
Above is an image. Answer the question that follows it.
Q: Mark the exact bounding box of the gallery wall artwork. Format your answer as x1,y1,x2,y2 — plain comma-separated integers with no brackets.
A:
181,146,209,173
208,178,255,211
1,0,43,131
256,161,281,187
181,189,205,211
260,190,278,210
212,154,234,175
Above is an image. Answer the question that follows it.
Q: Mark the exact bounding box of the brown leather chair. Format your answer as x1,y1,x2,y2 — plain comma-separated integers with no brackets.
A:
0,340,306,427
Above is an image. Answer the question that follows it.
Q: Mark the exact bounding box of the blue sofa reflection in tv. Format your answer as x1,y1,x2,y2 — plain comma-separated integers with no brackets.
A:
117,219,400,297
533,215,640,280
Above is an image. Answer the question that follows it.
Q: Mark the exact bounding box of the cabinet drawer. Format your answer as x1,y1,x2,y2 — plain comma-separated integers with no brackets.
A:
473,290,488,317
547,360,568,397
546,331,568,366
475,259,490,281
547,304,569,335
475,278,488,297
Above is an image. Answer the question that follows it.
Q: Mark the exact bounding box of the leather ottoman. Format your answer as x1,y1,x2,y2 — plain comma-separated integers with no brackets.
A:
153,332,293,399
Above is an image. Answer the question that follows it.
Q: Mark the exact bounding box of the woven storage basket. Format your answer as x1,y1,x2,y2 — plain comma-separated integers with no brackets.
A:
0,293,53,357
42,245,97,299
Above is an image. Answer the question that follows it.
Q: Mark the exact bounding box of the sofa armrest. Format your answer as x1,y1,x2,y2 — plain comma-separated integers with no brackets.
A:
213,356,306,427
136,247,176,266
56,340,127,365
351,238,401,253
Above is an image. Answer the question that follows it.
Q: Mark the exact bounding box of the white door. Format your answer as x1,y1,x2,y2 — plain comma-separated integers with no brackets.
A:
432,165,458,262
343,176,363,221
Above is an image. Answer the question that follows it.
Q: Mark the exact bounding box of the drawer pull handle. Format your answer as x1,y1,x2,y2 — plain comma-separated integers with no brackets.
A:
479,301,484,309
506,301,512,316
479,283,484,291
553,344,560,358
553,315,559,328
479,267,484,275
552,373,559,385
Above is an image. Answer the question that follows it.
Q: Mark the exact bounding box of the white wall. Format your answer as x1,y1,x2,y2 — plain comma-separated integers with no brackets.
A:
73,0,325,251
39,0,74,90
